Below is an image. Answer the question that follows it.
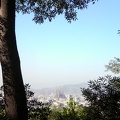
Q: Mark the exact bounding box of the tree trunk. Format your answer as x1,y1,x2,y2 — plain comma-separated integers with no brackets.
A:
0,0,28,120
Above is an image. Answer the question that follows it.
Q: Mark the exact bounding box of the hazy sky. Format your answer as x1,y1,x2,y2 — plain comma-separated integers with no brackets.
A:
0,0,120,89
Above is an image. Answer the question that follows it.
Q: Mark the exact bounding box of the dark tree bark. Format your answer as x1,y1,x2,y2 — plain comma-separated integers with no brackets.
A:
0,0,28,120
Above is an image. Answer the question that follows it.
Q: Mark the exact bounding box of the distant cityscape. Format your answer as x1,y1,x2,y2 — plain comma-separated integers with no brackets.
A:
33,90,87,108
31,83,88,108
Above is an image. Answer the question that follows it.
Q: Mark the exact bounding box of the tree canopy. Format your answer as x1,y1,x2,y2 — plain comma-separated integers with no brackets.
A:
16,0,98,24
82,75,120,120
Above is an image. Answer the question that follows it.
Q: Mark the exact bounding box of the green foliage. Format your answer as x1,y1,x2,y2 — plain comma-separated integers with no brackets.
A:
25,83,34,99
24,84,51,120
0,107,6,120
62,96,80,120
48,108,62,120
16,0,98,24
105,57,120,74
82,75,120,120
28,100,51,120
49,96,86,120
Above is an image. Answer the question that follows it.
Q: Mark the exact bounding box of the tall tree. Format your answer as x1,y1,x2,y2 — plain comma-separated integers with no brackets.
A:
0,0,28,120
0,0,97,119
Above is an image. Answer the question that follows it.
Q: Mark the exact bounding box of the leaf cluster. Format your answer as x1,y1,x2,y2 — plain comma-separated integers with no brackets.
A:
16,0,98,24
105,57,120,74
24,84,51,120
28,100,51,120
82,75,120,120
49,96,86,120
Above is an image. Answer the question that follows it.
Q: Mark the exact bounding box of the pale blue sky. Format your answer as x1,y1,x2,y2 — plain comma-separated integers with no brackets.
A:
0,0,120,89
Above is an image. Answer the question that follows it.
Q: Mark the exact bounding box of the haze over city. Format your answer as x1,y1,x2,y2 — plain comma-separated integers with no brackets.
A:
0,0,120,89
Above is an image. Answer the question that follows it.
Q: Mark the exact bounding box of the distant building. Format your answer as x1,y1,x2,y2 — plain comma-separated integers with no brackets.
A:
54,89,66,99
67,94,73,102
